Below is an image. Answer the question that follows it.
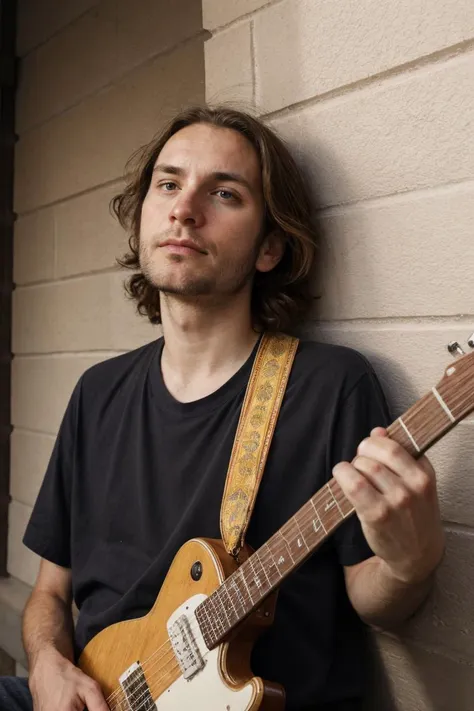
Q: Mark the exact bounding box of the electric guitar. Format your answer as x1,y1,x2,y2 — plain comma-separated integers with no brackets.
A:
79,336,474,710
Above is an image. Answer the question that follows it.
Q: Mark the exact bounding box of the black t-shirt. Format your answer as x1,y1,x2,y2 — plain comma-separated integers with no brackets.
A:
23,337,390,710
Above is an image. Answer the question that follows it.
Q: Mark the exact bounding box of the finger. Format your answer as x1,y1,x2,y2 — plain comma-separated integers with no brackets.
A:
352,455,412,510
352,455,406,495
82,681,109,711
358,436,434,495
370,426,388,437
333,461,388,522
358,435,419,479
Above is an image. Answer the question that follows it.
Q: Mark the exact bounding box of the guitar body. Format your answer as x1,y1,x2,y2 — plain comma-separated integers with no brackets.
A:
79,538,285,711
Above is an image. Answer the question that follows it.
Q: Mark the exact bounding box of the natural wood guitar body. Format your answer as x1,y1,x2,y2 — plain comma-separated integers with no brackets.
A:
79,538,285,710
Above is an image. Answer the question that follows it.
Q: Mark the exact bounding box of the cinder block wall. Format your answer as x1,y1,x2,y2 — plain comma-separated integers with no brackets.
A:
203,1,474,709
11,0,205,586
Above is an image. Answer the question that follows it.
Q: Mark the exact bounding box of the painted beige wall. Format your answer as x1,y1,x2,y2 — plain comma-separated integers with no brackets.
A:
11,0,205,583
203,1,474,709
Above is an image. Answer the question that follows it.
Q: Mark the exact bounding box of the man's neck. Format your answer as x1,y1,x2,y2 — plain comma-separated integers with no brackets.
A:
159,293,260,403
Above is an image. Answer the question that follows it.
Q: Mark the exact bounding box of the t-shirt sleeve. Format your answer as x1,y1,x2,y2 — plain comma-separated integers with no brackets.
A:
22,377,83,569
329,359,392,567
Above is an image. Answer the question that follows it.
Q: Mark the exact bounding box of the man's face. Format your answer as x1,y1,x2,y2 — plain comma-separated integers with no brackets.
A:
139,123,281,300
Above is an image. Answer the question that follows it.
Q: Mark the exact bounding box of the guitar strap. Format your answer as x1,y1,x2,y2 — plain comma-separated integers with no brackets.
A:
220,332,299,560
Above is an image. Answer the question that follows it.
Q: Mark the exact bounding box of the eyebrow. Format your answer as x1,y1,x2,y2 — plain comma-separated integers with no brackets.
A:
153,164,253,192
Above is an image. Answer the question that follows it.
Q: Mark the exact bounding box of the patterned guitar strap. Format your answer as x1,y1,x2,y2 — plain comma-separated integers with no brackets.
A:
220,332,299,561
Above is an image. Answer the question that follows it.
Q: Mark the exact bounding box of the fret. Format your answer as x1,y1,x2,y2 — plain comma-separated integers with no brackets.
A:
261,541,283,581
267,534,292,577
254,549,274,589
431,386,455,423
315,487,345,532
277,529,296,565
282,517,310,563
215,586,235,628
222,578,239,620
310,497,327,534
237,565,256,605
293,515,310,551
327,479,344,518
206,592,226,638
227,573,248,615
247,554,271,597
398,415,421,453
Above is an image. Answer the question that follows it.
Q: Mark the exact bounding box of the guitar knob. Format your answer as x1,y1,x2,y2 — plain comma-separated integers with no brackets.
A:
468,333,474,349
447,341,465,357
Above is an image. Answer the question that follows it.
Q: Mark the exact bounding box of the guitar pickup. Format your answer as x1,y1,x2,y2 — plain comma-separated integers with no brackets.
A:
168,614,205,680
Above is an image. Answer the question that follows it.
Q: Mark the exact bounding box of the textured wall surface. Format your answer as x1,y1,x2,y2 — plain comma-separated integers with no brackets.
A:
203,0,474,708
11,0,205,586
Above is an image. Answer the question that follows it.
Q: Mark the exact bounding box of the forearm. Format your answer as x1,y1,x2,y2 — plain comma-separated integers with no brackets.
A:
347,555,435,630
22,589,75,671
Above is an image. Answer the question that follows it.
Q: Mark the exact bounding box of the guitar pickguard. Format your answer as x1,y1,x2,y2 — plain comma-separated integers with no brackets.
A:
153,594,255,710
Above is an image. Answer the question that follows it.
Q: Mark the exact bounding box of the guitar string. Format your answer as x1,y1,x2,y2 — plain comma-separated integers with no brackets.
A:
104,502,343,709
104,515,335,708
104,494,343,708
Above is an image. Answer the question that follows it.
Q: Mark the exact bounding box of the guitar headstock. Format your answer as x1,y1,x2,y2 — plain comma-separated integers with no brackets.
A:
436,333,474,423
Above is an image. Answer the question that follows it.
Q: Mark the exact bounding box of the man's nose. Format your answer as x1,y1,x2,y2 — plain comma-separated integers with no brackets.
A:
169,192,205,227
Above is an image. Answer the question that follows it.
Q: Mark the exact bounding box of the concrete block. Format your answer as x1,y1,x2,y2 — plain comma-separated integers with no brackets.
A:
17,0,203,133
427,425,474,528
14,39,205,213
401,528,474,662
16,3,117,133
13,209,55,286
316,183,474,319
115,0,203,74
10,431,55,508
254,0,474,113
55,182,128,278
205,21,254,105
16,0,98,56
366,633,474,711
12,272,157,354
309,321,474,417
7,501,39,588
11,355,110,434
271,53,474,207
203,0,270,30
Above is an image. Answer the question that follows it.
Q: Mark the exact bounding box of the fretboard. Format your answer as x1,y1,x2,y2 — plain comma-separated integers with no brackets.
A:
195,369,473,649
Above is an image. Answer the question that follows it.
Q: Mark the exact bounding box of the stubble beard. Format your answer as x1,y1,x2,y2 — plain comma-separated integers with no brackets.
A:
139,241,258,300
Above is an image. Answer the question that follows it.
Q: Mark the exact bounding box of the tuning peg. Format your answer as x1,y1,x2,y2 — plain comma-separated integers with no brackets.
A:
468,333,474,349
447,341,465,357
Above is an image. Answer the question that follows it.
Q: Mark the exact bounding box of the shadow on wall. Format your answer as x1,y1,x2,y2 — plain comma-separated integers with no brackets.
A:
291,138,465,711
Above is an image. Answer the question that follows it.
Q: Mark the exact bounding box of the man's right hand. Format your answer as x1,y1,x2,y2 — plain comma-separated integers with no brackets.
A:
29,649,109,711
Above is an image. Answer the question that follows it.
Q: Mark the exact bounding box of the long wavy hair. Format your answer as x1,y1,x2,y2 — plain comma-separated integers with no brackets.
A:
114,105,318,332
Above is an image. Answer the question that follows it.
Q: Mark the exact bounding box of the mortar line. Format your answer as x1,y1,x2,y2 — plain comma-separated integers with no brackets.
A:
206,0,286,34
18,2,102,60
263,39,474,122
18,30,209,137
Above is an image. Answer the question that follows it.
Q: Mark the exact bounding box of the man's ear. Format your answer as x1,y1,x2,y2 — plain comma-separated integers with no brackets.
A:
255,230,285,273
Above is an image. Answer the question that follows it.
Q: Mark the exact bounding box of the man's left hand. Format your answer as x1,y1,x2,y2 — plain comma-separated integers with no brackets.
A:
333,427,445,585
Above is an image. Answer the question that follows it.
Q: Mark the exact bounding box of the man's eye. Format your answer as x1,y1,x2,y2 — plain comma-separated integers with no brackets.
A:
216,189,237,201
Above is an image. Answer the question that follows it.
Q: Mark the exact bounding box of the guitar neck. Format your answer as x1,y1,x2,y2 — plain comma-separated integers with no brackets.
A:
196,362,474,649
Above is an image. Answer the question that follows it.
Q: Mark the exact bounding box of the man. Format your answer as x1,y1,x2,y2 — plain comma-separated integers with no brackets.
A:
0,106,444,711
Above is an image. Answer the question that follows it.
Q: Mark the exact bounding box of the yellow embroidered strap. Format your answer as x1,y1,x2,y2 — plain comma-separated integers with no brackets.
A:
220,332,299,558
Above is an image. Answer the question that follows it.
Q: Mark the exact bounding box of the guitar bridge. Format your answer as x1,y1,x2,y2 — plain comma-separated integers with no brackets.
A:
168,614,206,680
